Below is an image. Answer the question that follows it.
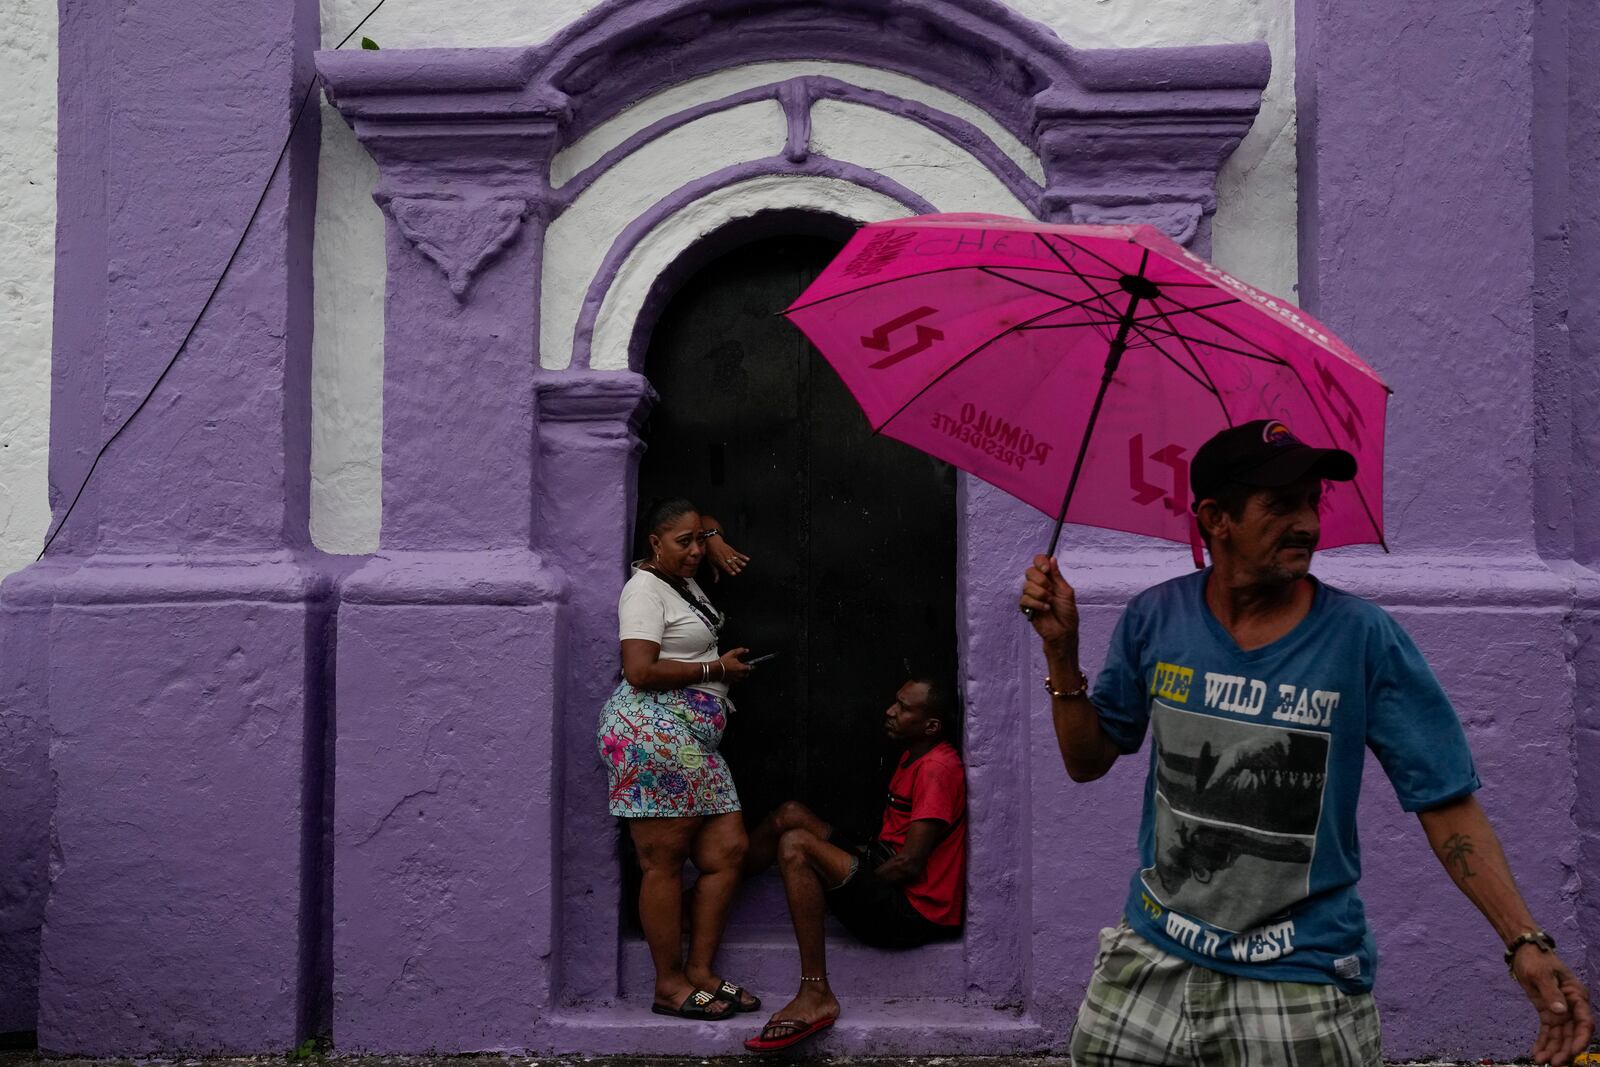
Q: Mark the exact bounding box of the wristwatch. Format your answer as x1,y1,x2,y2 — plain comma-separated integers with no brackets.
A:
1503,929,1556,974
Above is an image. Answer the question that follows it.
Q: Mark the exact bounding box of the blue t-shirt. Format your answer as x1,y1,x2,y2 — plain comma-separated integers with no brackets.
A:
1093,569,1480,992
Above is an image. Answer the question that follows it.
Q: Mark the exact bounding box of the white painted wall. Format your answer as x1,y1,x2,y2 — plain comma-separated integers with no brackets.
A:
0,0,57,579
0,0,1296,571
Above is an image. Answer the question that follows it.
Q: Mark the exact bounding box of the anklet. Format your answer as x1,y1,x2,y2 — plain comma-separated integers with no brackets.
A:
800,975,826,983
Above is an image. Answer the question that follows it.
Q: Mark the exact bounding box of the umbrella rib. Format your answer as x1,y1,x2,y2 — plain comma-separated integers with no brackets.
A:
975,267,1114,308
785,264,1025,314
1124,325,1220,395
1135,296,1240,322
964,263,1218,288
1015,320,1129,331
1275,360,1388,550
1158,320,1236,424
1145,289,1289,362
1132,320,1290,366
1036,237,1128,319
1046,232,1137,279
869,302,1093,433
975,269,1130,345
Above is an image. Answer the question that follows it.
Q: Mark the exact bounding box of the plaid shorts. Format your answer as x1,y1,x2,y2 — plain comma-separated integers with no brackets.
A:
1071,922,1382,1067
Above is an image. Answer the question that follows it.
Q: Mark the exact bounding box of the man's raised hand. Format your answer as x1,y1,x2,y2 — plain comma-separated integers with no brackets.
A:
1020,554,1080,649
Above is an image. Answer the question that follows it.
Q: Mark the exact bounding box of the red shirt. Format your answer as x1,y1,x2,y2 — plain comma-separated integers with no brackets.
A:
878,741,966,926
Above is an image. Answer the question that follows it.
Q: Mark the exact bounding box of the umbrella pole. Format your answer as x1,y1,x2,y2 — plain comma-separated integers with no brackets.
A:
1044,283,1153,558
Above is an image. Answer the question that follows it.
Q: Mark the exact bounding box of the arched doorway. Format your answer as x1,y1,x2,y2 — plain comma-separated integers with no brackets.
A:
312,0,1269,1043
637,232,960,833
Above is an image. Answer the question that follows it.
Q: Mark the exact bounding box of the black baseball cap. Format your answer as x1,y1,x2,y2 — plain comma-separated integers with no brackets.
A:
1190,420,1356,504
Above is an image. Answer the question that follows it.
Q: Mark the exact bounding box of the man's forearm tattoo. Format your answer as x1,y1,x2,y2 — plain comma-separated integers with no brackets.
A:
1442,832,1477,880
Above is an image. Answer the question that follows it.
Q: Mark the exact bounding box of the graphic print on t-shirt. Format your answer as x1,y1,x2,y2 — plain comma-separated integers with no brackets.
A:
1142,701,1330,933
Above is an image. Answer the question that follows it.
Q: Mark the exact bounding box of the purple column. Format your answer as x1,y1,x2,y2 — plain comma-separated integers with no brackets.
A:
318,53,575,1051
1568,0,1600,995
0,566,68,1034
19,0,331,1053
0,0,114,1029
532,372,654,1005
1297,0,1588,1057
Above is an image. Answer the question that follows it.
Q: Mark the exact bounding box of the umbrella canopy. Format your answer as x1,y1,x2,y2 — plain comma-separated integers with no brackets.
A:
783,213,1389,554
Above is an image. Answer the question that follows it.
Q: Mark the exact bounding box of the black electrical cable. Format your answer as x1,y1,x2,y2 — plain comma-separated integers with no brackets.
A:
36,0,390,561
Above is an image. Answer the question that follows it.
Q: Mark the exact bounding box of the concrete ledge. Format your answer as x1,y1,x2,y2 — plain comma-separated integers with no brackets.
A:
46,553,335,606
1055,544,1594,608
538,999,1051,1057
339,550,568,606
620,933,967,1002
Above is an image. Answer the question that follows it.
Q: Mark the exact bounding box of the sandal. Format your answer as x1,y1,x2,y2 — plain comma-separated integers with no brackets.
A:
651,988,734,1020
743,1015,836,1053
712,979,762,1013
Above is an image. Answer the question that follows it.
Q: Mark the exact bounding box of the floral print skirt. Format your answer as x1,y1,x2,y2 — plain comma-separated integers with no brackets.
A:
596,681,740,818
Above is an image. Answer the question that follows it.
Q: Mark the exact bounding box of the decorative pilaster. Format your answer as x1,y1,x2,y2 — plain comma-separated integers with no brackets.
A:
315,57,571,550
26,0,332,1052
317,53,576,1052
532,371,655,1004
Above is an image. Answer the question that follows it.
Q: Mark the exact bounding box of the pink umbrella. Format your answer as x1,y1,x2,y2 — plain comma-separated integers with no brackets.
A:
783,213,1389,560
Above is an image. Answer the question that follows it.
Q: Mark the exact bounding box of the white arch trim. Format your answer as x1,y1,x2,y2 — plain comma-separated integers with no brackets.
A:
550,60,1045,188
583,175,908,371
540,101,787,371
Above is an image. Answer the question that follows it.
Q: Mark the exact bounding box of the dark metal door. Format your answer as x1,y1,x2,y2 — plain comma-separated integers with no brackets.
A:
638,233,958,836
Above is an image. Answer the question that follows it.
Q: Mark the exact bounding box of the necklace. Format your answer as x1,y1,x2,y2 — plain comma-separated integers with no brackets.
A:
641,563,725,637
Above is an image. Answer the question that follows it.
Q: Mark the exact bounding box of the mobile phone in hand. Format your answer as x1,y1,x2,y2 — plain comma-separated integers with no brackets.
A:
745,652,779,666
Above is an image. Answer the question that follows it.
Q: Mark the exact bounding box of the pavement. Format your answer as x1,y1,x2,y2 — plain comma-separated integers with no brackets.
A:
0,1052,1572,1066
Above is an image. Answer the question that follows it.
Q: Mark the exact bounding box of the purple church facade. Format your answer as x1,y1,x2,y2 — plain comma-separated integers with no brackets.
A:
1,0,1596,1058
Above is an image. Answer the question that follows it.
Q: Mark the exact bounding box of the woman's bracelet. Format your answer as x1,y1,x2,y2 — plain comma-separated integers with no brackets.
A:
718,659,726,679
700,662,709,684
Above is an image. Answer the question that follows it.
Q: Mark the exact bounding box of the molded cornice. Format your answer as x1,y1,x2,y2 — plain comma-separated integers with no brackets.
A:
316,0,1269,170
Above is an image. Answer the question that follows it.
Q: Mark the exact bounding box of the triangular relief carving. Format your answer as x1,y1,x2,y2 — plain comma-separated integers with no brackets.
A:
384,194,529,300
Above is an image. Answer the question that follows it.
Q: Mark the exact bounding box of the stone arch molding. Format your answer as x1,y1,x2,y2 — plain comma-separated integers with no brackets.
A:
318,0,1270,316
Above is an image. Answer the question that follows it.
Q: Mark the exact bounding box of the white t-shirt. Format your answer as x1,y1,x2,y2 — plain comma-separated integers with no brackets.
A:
618,565,728,699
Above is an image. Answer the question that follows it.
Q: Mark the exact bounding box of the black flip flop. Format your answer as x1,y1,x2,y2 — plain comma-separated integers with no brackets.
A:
651,988,735,1020
712,979,762,1013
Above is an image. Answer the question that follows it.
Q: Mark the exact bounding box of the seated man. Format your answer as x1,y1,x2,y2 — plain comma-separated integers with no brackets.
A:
740,675,966,1053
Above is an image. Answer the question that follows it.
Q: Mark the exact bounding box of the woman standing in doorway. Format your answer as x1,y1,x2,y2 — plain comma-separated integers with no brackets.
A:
596,497,762,1019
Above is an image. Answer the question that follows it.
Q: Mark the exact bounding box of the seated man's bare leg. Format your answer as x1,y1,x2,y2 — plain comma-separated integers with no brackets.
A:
756,827,853,1034
743,799,834,875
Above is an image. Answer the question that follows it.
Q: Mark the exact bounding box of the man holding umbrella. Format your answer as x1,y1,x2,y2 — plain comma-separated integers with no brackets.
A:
1019,420,1593,1066
783,211,1591,1062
